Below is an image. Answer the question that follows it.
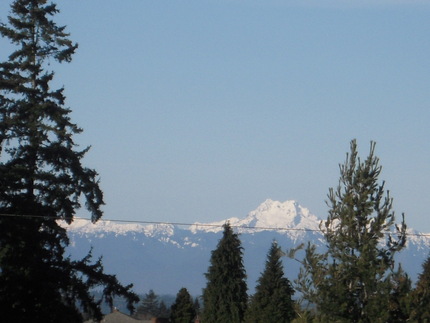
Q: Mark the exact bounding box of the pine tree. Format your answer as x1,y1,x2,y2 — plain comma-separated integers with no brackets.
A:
0,1,138,321
170,287,196,323
295,140,407,322
410,256,430,321
246,241,296,322
202,223,248,323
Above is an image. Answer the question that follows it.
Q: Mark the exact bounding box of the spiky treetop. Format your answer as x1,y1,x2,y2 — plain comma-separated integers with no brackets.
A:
202,223,247,323
0,0,103,224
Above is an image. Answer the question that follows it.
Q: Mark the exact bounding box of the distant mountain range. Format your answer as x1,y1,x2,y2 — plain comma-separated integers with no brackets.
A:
65,199,430,296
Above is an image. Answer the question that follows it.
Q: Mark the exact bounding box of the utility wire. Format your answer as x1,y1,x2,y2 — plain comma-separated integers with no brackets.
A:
1,212,429,237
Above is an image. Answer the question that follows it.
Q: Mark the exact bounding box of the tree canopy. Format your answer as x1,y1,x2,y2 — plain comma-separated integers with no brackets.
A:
170,287,196,323
202,223,247,323
135,289,169,320
295,140,407,322
246,241,296,323
0,1,138,321
410,256,430,321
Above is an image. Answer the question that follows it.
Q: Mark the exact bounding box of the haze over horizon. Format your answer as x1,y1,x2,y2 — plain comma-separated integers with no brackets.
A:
65,197,430,295
1,0,429,231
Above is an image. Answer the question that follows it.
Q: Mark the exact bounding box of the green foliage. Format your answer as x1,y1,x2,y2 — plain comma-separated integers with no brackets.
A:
246,241,296,322
136,290,160,319
0,1,138,321
295,140,407,322
410,256,430,321
135,290,170,319
386,265,412,322
202,223,248,323
170,287,196,323
291,306,316,323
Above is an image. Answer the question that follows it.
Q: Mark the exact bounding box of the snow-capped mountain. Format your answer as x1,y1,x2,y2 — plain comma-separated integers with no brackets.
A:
64,199,430,296
190,200,320,237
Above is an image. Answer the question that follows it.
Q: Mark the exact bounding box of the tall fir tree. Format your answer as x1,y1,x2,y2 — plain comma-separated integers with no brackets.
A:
246,241,296,323
0,1,138,321
170,287,196,323
202,223,247,323
410,256,430,321
295,140,406,322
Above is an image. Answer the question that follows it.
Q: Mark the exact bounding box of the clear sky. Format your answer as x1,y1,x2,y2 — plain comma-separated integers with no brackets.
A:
1,0,430,231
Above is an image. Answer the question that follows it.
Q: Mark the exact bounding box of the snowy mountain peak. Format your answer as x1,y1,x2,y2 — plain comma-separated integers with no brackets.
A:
62,199,325,242
248,199,312,227
64,199,430,294
190,199,321,239
63,200,322,241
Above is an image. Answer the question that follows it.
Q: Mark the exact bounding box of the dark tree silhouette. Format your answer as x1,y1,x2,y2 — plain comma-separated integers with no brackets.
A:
170,287,196,323
246,241,295,322
202,223,247,323
0,1,138,321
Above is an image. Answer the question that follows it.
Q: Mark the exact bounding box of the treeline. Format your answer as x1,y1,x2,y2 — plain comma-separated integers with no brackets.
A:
138,141,430,323
1,1,429,322
130,235,294,323
130,289,197,322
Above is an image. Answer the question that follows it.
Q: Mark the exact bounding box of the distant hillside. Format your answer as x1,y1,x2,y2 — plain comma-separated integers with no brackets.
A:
65,199,430,296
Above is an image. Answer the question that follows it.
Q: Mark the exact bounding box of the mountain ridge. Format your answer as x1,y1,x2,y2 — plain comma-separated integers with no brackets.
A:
64,199,430,295
66,199,322,237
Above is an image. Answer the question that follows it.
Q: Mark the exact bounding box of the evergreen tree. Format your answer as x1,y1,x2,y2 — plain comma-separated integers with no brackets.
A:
136,290,161,319
295,140,407,322
202,223,247,323
386,265,412,322
410,256,430,321
170,287,196,323
159,300,170,318
246,241,296,322
194,297,201,316
0,1,138,321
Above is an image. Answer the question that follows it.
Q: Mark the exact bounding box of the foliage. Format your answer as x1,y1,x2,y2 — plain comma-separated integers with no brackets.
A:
295,140,407,322
202,223,248,323
246,241,296,322
170,287,196,323
386,265,412,322
135,289,170,319
158,300,170,318
193,297,201,316
291,306,316,323
410,256,430,321
0,1,138,321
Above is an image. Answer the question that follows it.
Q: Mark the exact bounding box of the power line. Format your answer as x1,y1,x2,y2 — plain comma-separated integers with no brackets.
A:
1,212,429,237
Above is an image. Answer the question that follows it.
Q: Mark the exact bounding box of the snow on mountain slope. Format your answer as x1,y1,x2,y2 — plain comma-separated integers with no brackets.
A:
404,228,430,249
190,199,321,239
65,199,427,248
64,199,430,295
65,199,321,241
65,218,175,237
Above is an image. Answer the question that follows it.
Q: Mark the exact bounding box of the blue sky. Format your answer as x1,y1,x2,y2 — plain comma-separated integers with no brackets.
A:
1,0,430,231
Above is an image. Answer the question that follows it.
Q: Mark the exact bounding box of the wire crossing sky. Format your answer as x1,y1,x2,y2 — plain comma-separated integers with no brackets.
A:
1,213,429,237
1,0,429,231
